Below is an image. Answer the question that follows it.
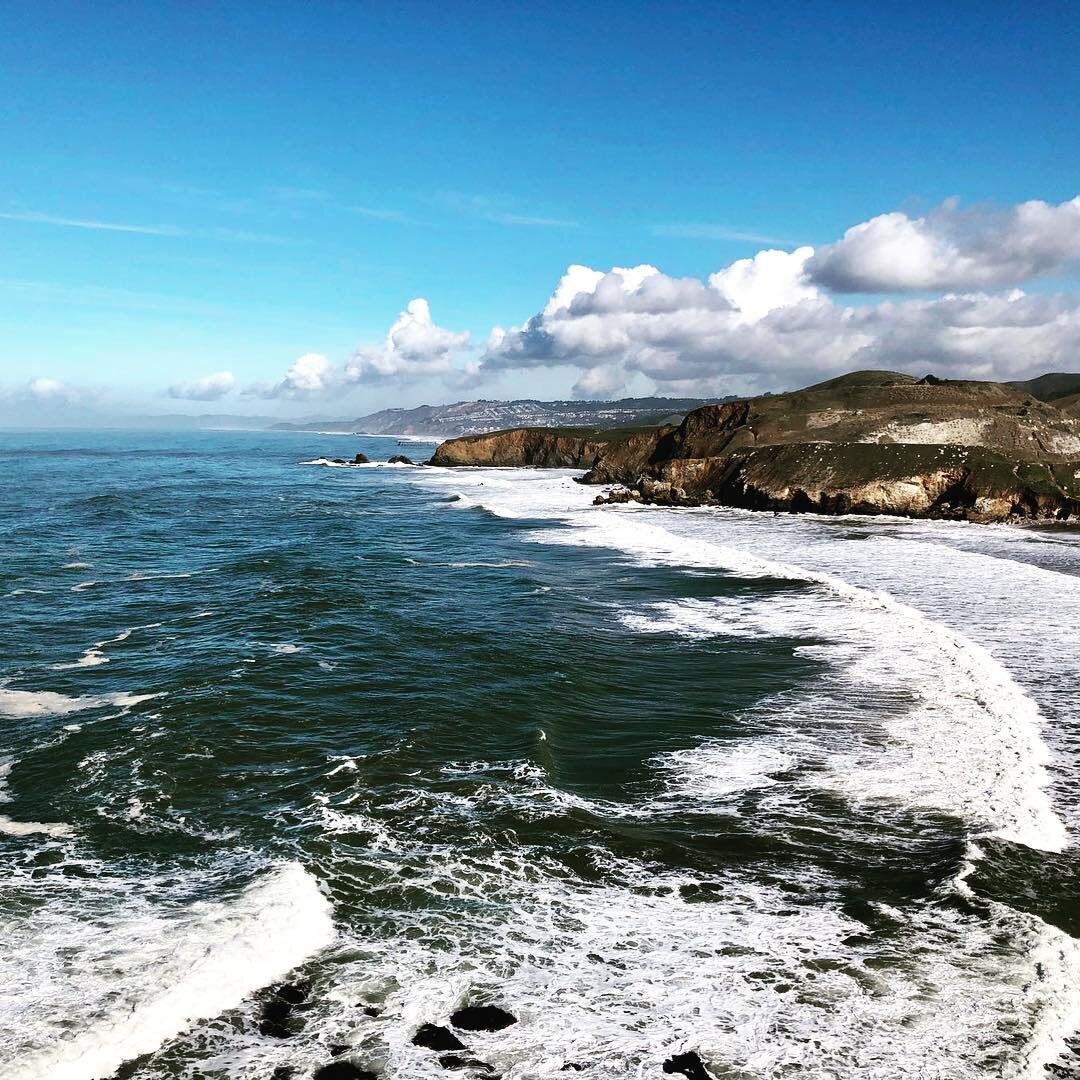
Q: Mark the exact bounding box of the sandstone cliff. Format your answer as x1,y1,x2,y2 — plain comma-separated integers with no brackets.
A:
429,371,1080,523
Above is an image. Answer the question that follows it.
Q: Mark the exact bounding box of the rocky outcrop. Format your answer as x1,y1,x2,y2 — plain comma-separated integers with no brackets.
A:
429,426,667,473
412,1024,466,1051
432,371,1080,523
596,444,1080,522
450,1005,517,1031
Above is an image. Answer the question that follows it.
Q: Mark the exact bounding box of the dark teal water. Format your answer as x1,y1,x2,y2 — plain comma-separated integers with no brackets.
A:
1,430,1078,1080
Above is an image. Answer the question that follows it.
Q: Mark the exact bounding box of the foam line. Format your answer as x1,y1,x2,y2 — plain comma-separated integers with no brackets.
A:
1,863,333,1080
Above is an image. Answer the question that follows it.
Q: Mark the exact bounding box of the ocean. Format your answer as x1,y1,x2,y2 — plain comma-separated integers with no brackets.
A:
1,427,1079,1080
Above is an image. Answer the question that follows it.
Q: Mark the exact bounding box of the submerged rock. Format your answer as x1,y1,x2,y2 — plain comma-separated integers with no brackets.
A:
450,1005,518,1032
413,1024,467,1051
276,981,311,1005
662,1051,711,1080
257,980,312,1038
312,1063,377,1080
438,1054,496,1071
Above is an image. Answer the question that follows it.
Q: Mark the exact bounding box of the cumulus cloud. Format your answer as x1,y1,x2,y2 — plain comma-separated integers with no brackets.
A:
480,201,1080,396
251,300,473,399
343,299,469,385
0,377,100,412
167,371,236,401
573,364,628,399
27,376,83,402
806,197,1080,292
482,250,823,393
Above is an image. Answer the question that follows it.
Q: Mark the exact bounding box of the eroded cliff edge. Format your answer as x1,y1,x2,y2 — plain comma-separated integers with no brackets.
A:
428,371,1080,522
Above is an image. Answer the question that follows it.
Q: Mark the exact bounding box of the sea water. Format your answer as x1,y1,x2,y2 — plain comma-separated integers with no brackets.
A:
1,428,1078,1079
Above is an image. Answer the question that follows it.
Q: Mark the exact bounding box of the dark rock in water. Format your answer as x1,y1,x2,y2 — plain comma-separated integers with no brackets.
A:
360,1004,382,1017
353,453,370,464
332,458,348,464
257,981,312,1038
438,1054,495,1071
262,1000,292,1023
312,1063,377,1080
330,1043,351,1056
450,1005,517,1032
276,981,311,1005
270,1068,295,1080
387,454,416,465
258,998,294,1038
561,1064,587,1071
413,1023,467,1051
662,1051,711,1080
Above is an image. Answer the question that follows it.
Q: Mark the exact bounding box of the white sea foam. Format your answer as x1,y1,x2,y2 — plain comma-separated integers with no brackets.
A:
393,465,1080,1075
0,862,334,1080
410,467,1069,852
0,688,161,719
50,624,160,670
538,513,1068,853
282,755,1080,1080
0,816,74,838
269,642,303,655
51,649,108,670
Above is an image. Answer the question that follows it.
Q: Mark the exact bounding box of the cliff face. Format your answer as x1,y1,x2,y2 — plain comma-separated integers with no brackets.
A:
428,425,669,472
648,444,1080,521
429,371,1080,523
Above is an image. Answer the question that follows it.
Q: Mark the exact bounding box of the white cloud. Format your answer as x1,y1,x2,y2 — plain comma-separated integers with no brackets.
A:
652,223,785,245
573,364,627,399
0,377,99,409
344,299,470,386
481,219,1080,397
167,371,236,401
435,192,577,229
27,377,77,400
276,353,334,396
249,353,335,399
0,210,182,236
250,300,473,399
806,197,1080,292
482,252,820,389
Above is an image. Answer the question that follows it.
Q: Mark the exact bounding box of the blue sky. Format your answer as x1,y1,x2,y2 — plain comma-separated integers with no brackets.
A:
2,2,1079,419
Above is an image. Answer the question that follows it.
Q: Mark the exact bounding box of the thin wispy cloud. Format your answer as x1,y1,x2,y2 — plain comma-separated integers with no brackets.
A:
434,192,578,229
0,209,183,236
483,211,578,228
0,209,289,245
652,223,787,245
266,186,334,204
348,205,418,224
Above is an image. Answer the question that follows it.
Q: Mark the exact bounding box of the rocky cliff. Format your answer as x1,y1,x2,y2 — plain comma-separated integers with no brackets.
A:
429,371,1080,523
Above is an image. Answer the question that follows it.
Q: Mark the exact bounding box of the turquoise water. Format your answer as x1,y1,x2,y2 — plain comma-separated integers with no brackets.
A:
1,429,1079,1079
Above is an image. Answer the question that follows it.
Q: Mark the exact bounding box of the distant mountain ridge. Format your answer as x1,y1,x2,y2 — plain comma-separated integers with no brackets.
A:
270,396,722,438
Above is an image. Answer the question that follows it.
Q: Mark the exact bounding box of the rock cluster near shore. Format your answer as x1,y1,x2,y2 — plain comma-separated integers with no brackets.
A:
430,370,1080,523
254,982,716,1078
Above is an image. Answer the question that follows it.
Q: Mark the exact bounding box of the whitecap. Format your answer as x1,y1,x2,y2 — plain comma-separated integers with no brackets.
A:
0,688,161,719
0,862,333,1080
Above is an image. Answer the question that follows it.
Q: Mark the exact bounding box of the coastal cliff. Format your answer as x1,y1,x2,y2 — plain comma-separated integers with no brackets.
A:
429,371,1080,522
